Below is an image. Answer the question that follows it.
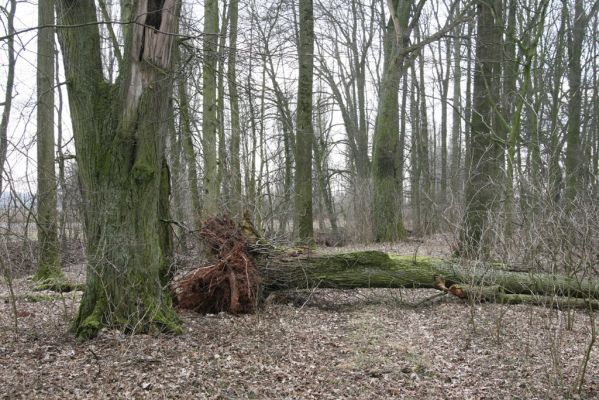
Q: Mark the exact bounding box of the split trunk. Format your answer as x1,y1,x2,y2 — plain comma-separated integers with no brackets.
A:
57,0,181,339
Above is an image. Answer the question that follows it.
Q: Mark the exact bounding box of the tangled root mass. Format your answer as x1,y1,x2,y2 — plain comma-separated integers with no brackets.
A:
172,216,261,314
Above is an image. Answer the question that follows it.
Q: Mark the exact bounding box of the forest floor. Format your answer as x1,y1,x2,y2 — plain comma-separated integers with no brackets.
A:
1,236,598,399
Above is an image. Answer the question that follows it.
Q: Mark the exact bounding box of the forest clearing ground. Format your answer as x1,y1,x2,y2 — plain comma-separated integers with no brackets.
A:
1,237,597,399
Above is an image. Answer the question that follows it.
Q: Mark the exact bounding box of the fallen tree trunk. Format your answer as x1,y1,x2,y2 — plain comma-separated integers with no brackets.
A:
447,284,599,310
173,217,599,313
258,251,599,300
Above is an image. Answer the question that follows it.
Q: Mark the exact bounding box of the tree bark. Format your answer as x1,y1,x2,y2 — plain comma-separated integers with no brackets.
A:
294,0,315,243
372,5,408,242
216,2,229,205
459,0,503,257
176,64,202,226
35,0,62,282
257,251,599,302
0,0,16,196
227,0,242,218
202,0,220,216
450,9,461,207
56,0,181,339
548,5,567,203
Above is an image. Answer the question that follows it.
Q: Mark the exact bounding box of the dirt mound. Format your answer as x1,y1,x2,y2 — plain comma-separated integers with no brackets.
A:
172,216,260,314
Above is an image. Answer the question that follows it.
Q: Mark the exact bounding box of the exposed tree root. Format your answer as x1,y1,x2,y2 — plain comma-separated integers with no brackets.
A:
172,216,260,314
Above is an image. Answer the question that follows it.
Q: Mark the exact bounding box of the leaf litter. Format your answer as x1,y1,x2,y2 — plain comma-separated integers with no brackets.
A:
1,237,598,399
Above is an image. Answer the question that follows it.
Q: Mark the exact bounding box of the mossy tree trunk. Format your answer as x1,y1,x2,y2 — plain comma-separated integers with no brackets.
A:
174,218,599,313
503,0,548,236
294,0,315,243
56,0,181,339
257,251,599,302
35,0,62,282
372,2,409,242
459,0,503,257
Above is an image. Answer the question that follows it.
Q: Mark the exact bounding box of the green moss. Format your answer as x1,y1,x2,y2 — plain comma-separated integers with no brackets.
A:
24,293,58,302
33,265,62,282
32,275,83,293
73,285,183,340
148,307,183,335
75,297,106,340
132,162,156,184
142,292,183,334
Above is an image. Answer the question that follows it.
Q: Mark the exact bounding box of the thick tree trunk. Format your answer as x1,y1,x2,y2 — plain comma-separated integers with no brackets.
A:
57,0,181,339
372,7,408,242
257,251,599,301
460,0,503,257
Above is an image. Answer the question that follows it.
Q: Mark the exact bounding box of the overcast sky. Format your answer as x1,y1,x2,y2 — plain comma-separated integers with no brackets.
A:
1,1,75,195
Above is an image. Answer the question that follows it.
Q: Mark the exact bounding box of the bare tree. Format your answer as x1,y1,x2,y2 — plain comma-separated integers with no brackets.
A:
35,0,63,283
0,0,16,196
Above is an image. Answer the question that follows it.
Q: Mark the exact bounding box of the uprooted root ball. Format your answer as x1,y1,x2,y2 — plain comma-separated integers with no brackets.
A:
172,216,260,314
